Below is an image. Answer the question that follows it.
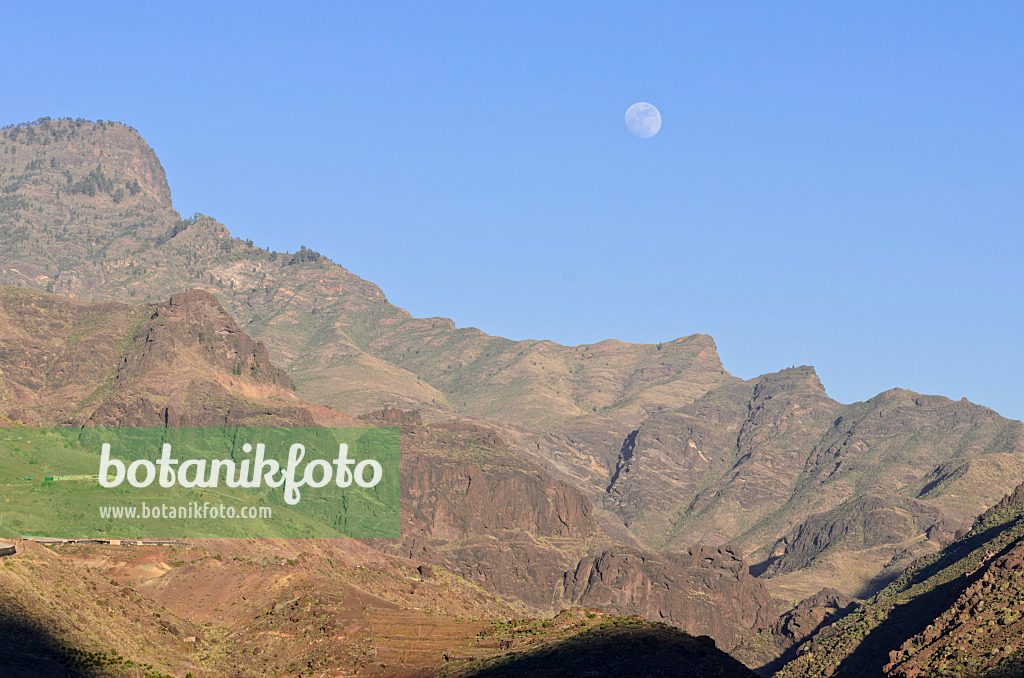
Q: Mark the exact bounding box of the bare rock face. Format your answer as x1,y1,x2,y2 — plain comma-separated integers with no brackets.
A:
0,287,135,425
602,367,1024,606
794,587,854,612
763,494,946,577
124,288,293,389
0,118,172,210
376,419,601,609
86,289,310,427
989,478,1024,513
403,454,594,540
358,406,423,427
732,587,856,676
563,546,778,651
370,415,777,650
606,367,842,549
0,286,315,428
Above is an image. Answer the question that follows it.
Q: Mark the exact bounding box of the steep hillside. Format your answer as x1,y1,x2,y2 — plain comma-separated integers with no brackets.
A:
0,539,207,677
0,285,776,654
2,537,755,678
0,285,338,427
364,409,777,651
0,118,732,431
604,367,1024,603
775,480,1024,678
732,588,856,676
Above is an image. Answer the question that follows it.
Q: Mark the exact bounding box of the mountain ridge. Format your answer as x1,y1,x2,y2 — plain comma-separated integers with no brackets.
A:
0,283,777,654
5,118,1024,672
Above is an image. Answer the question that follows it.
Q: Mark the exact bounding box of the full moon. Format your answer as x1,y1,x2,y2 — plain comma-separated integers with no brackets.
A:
625,102,661,138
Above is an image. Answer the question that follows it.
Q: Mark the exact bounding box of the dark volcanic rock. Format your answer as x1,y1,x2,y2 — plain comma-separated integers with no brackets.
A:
563,545,777,651
763,494,946,577
378,420,602,608
372,415,777,650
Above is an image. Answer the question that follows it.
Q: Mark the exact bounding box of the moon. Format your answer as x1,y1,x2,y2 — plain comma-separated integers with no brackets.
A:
625,102,661,138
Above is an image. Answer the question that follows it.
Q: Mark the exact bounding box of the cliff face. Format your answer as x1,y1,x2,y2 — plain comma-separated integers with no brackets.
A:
763,494,948,579
604,367,1024,603
391,419,600,609
606,367,839,548
365,413,776,650
0,285,318,427
563,546,778,651
0,286,135,425
85,288,312,427
732,588,856,675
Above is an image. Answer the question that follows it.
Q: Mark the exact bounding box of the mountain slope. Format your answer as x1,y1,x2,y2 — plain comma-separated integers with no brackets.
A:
0,284,776,654
0,118,733,431
775,480,1024,678
603,367,1024,603
6,117,1024,662
0,285,333,427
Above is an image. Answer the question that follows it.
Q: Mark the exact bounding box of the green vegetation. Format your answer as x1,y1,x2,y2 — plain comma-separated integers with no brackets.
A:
288,244,326,265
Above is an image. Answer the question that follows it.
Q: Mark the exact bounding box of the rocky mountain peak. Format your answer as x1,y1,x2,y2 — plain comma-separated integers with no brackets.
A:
0,117,173,209
750,365,830,404
138,288,293,390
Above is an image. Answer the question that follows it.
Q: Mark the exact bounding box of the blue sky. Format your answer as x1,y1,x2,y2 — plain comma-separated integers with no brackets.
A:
3,3,1022,418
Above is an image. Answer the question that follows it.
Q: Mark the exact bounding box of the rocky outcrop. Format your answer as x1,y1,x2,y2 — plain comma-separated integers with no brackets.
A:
0,286,319,427
85,289,310,427
563,546,777,651
376,419,600,609
734,588,856,675
602,369,1024,604
763,494,947,577
369,415,778,649
988,478,1024,514
605,367,843,549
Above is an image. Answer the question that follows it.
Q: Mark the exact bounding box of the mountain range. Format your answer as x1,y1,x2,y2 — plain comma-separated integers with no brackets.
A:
2,116,1024,676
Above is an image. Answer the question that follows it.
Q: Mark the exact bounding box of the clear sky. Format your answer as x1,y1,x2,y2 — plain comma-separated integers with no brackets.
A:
2,3,1022,419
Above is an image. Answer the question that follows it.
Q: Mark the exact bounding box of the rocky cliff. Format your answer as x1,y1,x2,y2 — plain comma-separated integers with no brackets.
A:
362,410,776,649
0,285,322,427
604,367,1024,603
563,545,777,651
